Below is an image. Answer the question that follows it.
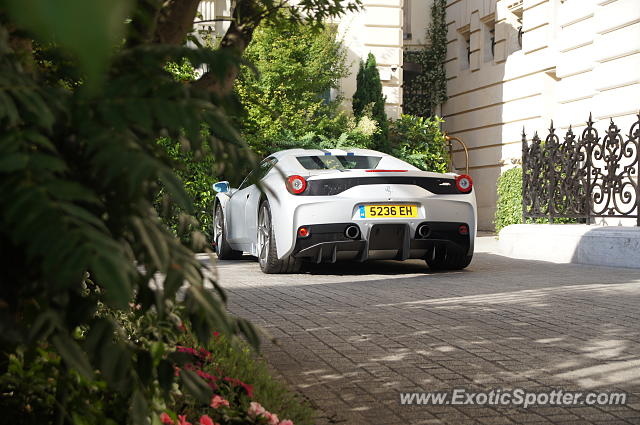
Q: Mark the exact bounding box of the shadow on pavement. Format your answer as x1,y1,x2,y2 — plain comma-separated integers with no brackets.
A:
216,253,640,424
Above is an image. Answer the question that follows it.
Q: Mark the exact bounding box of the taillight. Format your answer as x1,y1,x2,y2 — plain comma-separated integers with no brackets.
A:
286,175,307,194
297,226,310,238
455,174,473,193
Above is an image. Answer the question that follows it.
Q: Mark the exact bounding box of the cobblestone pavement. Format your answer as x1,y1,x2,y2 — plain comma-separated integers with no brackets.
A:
215,244,640,425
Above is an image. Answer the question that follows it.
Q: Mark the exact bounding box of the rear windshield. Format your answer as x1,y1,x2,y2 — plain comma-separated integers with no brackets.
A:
296,155,382,170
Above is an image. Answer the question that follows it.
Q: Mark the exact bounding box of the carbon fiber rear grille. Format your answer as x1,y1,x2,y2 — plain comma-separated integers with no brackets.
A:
302,176,464,196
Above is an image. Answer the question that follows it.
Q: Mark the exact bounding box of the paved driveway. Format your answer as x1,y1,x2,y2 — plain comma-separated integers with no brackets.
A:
215,242,640,424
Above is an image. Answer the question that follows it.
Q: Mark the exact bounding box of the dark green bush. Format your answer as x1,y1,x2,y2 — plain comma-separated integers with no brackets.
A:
352,53,389,150
155,136,219,243
1,303,316,425
495,167,579,232
389,115,448,172
0,1,360,422
495,167,523,232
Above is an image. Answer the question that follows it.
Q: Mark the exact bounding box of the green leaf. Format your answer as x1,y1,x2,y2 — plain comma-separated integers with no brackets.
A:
28,309,60,342
51,333,94,380
4,0,130,87
84,318,115,357
157,359,174,396
180,368,212,404
71,412,92,425
236,317,261,350
90,253,132,310
0,153,28,172
129,388,148,425
0,91,20,127
100,343,130,388
130,217,168,271
136,350,153,386
158,168,194,214
150,342,165,366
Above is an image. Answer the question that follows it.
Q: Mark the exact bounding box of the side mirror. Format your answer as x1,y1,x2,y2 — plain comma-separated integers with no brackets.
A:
213,181,230,193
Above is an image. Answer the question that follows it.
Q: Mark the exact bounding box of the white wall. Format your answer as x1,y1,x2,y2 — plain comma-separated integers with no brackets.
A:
336,0,406,119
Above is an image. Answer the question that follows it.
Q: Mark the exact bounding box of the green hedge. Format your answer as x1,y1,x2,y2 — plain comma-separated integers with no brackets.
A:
494,166,578,232
389,115,448,173
494,167,523,232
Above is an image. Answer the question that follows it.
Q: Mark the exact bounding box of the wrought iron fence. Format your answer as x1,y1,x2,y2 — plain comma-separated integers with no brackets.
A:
522,113,640,226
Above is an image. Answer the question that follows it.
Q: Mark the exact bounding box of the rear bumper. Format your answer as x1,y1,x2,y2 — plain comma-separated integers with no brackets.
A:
292,222,471,263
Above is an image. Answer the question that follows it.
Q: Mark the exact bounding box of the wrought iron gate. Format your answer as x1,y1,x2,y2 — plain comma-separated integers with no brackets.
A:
522,114,640,226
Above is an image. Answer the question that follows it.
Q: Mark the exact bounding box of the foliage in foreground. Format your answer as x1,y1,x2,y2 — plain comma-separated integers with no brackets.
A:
1,304,314,425
155,136,219,244
0,0,358,423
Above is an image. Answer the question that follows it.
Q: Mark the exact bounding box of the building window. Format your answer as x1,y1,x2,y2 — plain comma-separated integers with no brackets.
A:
484,20,495,62
509,4,523,52
459,29,471,70
403,0,412,40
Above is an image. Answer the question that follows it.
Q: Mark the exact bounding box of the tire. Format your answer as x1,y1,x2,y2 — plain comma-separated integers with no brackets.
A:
257,200,302,274
214,204,243,260
426,244,473,271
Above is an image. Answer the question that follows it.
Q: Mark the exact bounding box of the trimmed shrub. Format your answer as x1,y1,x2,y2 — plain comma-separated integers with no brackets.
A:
495,167,523,232
352,53,389,150
389,115,448,173
494,167,579,232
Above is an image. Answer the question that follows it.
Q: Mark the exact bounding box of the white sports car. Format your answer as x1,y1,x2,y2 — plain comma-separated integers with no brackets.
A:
212,148,476,273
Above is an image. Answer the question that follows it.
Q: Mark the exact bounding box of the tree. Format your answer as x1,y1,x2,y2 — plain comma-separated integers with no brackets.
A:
0,0,359,423
352,52,388,149
236,20,349,156
193,0,361,97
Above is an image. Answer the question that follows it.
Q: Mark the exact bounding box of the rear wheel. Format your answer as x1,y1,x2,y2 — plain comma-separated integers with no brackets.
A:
426,245,472,271
214,205,242,260
257,200,301,274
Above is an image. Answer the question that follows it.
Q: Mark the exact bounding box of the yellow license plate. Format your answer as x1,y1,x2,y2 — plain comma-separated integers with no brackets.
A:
359,204,417,218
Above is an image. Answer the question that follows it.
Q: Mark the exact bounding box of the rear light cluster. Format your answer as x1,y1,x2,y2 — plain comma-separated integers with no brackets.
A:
455,174,473,193
286,175,307,194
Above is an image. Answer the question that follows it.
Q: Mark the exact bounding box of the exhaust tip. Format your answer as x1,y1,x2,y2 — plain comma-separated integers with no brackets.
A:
345,225,360,240
417,224,431,239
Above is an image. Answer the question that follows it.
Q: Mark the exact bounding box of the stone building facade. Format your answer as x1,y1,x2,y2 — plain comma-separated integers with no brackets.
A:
441,0,640,229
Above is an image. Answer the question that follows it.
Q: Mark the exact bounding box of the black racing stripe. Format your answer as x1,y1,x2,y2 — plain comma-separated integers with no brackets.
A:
301,176,467,196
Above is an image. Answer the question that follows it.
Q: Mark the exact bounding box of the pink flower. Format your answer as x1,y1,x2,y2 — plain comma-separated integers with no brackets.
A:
212,331,220,338
264,412,279,425
159,413,174,424
178,415,191,425
279,420,294,425
198,415,217,425
210,395,230,409
223,376,254,398
247,401,266,418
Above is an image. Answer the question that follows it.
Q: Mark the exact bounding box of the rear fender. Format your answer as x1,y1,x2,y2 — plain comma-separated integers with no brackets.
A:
260,176,297,260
